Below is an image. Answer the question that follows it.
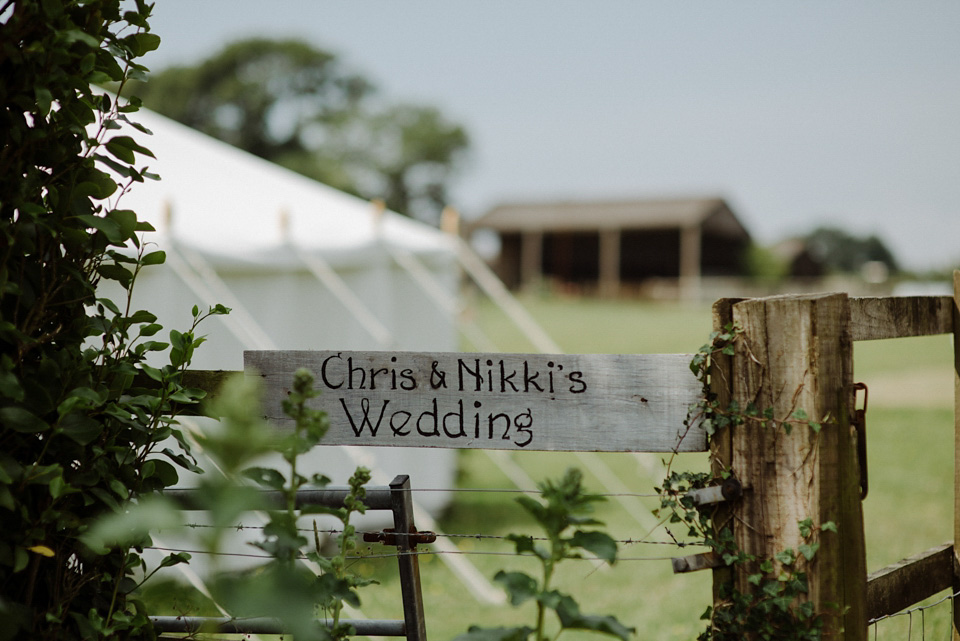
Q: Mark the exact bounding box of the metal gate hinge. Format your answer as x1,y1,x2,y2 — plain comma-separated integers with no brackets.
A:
684,477,742,507
852,382,869,500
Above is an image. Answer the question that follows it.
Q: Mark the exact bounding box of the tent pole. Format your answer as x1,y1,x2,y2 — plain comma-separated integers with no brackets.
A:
387,244,499,352
166,245,276,350
296,248,395,349
453,236,562,354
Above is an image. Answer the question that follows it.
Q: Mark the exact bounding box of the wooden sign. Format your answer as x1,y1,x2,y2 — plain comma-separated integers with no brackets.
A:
244,351,706,453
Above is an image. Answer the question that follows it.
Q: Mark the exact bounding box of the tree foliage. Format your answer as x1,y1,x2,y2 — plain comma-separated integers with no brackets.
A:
129,37,469,222
803,226,899,275
1,1,220,638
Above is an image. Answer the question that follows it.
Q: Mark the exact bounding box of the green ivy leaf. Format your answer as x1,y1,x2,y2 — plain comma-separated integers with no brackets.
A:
774,548,795,566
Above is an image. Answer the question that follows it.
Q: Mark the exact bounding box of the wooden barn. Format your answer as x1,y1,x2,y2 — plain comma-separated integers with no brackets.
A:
471,197,751,297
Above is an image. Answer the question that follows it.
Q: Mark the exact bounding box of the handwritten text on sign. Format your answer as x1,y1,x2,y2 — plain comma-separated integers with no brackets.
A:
245,351,706,453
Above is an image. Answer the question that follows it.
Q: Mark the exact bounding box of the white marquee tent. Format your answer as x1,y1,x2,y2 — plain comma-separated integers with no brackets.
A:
114,108,460,367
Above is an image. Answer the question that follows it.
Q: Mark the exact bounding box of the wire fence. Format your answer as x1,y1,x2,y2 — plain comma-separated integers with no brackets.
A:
147,482,703,565
151,481,954,638
868,589,959,641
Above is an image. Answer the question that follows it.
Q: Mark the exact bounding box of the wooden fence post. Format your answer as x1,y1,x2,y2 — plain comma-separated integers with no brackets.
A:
730,293,866,640
952,270,960,640
710,298,740,602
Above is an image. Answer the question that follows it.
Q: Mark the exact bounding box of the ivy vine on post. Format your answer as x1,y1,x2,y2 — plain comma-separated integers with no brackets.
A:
659,294,867,640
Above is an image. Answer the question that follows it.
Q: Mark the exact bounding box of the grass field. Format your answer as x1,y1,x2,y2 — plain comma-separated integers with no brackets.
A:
145,293,956,640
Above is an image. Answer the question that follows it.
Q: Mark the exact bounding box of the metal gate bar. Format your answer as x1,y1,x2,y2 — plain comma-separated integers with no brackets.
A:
151,615,405,636
154,474,428,641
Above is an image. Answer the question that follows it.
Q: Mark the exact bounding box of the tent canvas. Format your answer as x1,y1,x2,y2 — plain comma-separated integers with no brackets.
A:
112,107,459,367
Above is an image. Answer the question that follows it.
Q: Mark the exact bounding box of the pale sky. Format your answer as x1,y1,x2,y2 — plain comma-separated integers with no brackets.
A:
143,1,960,271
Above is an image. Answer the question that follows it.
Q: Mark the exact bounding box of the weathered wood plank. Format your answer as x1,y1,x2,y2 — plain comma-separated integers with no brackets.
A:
867,543,953,621
245,350,705,453
850,296,953,341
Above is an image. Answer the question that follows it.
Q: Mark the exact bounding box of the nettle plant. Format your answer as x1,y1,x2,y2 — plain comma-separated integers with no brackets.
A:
457,468,634,641
222,368,376,641
656,325,834,641
90,368,376,640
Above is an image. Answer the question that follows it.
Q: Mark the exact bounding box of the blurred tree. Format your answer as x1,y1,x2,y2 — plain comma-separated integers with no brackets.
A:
127,38,469,223
803,226,899,274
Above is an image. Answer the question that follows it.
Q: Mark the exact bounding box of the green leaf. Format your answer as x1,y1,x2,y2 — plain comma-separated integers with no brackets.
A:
141,250,166,266
77,214,123,242
452,626,534,641
58,414,102,446
141,364,163,382
775,548,795,566
143,459,179,486
35,87,53,116
798,542,820,561
241,466,286,490
0,407,49,433
569,530,617,564
554,595,635,641
0,369,24,402
158,551,191,568
134,33,162,55
127,309,157,324
493,570,538,606
138,323,163,337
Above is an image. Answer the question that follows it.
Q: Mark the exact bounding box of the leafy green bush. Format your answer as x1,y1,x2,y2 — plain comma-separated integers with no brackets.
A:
0,1,224,638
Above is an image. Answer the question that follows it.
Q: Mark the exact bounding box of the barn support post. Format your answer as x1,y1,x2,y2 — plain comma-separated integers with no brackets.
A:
598,228,621,298
728,293,866,640
679,223,702,302
520,230,543,291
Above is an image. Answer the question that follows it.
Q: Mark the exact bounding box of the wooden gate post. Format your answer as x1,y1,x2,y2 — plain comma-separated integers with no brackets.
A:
952,270,960,640
729,293,866,640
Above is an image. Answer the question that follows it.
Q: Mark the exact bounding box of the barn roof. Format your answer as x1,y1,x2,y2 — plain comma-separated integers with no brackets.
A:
473,197,750,239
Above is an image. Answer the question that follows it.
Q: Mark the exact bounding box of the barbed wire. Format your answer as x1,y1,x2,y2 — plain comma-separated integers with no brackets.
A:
165,486,664,499
175,522,703,548
145,544,684,563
